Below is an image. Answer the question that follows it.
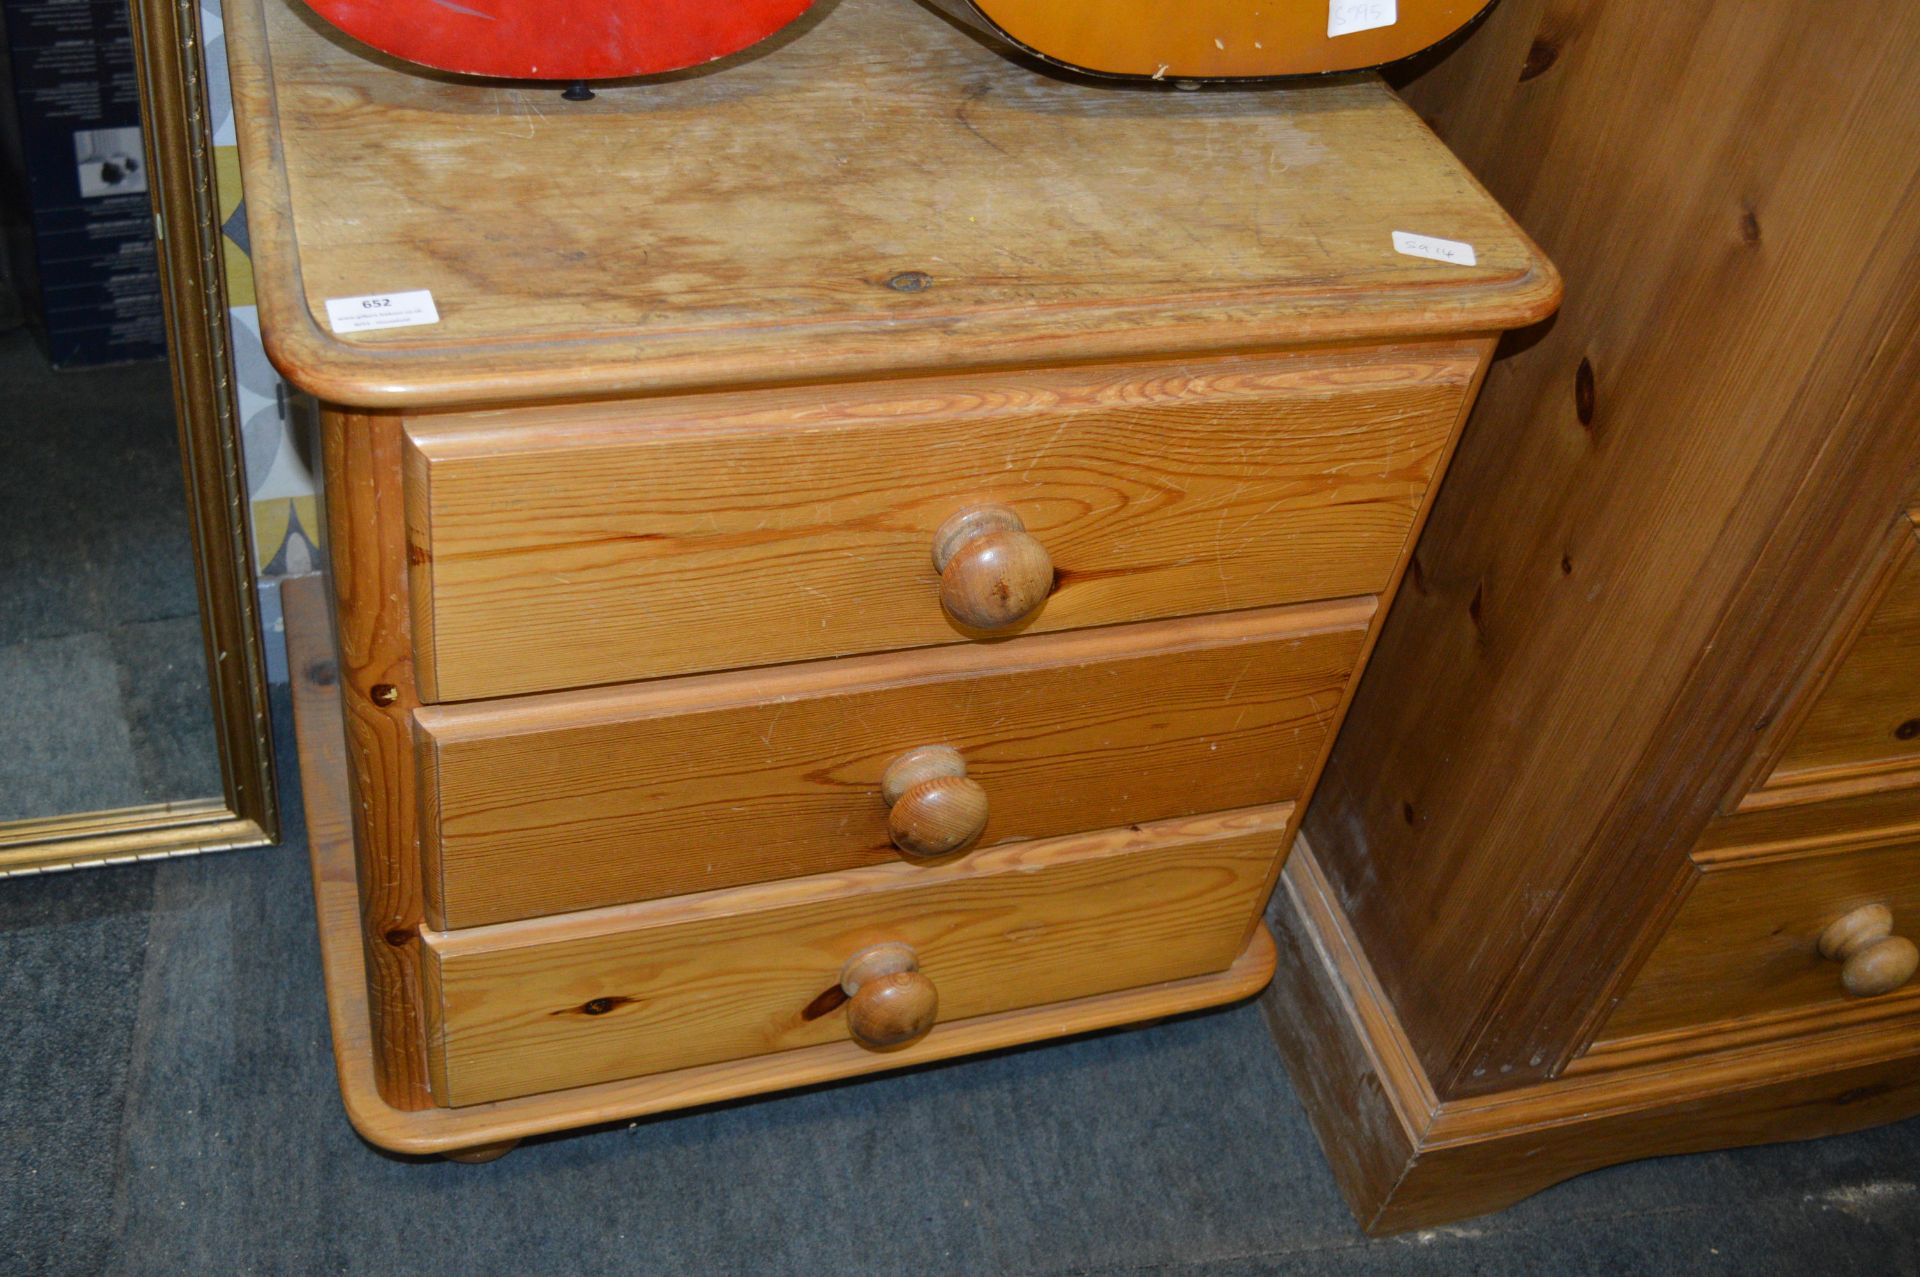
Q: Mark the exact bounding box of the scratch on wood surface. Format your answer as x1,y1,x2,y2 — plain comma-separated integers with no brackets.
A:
1020,419,1074,480
1222,653,1257,703
490,88,542,141
759,701,788,747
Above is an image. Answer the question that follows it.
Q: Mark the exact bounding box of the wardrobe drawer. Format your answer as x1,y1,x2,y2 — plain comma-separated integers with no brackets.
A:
1600,835,1920,1044
420,805,1286,1106
416,600,1368,927
1766,514,1920,787
402,345,1473,700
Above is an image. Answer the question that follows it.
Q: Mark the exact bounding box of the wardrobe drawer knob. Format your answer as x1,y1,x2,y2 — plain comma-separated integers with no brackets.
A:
882,744,988,860
932,504,1053,631
841,942,938,1050
1818,904,1919,998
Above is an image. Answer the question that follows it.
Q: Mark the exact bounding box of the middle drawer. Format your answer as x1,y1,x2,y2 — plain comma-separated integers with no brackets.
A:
415,599,1369,928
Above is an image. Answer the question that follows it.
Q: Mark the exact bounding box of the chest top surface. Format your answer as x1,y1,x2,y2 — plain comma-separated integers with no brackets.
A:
227,0,1557,408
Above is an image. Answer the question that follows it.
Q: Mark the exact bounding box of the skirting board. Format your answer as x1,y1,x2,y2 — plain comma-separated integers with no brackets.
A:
283,574,1278,1157
1262,838,1920,1234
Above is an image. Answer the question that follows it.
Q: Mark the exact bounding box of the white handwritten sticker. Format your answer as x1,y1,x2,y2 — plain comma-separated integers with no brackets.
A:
1329,0,1396,38
324,289,440,334
1392,231,1477,266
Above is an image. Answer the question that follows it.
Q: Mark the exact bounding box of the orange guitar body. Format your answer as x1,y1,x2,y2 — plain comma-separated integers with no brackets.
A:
926,0,1495,80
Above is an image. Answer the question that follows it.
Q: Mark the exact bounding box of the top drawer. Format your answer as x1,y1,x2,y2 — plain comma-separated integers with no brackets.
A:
403,344,1476,701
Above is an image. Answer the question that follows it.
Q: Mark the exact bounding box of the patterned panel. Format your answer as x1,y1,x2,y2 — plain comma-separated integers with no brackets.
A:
207,0,317,686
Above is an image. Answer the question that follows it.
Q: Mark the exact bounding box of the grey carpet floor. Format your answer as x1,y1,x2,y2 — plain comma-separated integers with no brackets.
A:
0,328,221,820
1,689,1916,1276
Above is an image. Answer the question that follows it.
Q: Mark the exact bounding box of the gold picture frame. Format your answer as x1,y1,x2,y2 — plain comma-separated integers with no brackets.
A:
0,0,279,874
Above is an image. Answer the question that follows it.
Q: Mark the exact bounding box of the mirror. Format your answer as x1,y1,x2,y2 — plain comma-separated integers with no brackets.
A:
0,0,277,873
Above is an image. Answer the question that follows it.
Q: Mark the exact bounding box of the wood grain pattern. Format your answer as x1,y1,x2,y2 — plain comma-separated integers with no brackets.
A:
223,0,1556,409
416,600,1367,927
1764,517,1920,788
404,348,1463,699
1263,837,1920,1235
1303,0,1920,1097
421,805,1288,1106
1236,334,1498,967
1597,837,1920,1044
289,578,1277,1153
318,415,433,1110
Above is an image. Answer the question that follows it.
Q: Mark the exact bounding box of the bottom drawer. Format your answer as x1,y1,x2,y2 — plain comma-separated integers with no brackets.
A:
421,805,1287,1106
1599,834,1920,1045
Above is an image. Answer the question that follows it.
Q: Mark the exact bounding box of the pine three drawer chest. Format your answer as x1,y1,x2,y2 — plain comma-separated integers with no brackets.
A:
231,0,1558,1157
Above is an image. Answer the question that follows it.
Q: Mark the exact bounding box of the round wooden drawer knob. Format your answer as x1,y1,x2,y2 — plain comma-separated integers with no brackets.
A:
932,505,1053,631
841,942,938,1050
881,744,988,860
1818,904,1920,998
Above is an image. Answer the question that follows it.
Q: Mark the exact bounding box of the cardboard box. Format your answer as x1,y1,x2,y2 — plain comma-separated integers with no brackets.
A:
2,0,167,366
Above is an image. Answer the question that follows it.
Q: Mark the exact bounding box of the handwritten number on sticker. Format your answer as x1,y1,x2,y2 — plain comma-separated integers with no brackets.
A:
1329,0,1397,38
1392,231,1478,266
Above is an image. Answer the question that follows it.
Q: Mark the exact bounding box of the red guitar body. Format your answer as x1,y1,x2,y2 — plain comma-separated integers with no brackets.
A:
302,0,814,81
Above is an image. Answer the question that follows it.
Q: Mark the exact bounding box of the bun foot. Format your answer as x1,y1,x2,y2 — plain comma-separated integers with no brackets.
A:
444,1139,519,1164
